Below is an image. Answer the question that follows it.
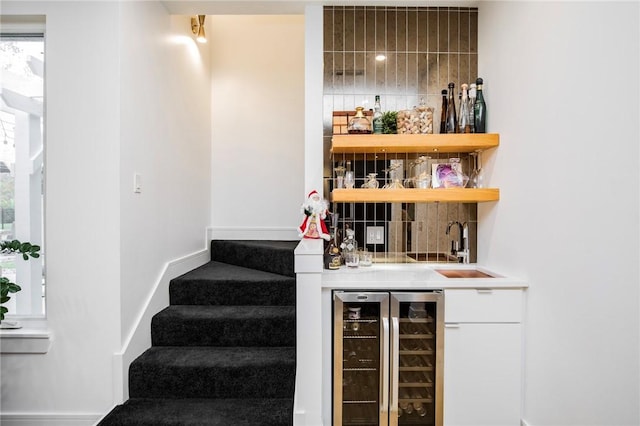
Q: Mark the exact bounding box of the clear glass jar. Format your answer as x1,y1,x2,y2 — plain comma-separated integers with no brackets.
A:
396,102,433,134
347,107,372,134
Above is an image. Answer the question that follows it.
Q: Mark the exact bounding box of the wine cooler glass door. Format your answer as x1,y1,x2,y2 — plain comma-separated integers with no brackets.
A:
390,292,444,426
334,292,390,426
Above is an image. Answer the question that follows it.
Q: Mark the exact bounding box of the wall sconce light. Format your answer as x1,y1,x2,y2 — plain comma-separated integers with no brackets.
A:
191,15,207,43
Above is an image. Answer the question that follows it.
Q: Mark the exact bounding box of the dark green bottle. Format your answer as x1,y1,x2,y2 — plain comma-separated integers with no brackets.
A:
445,82,457,134
439,89,448,134
474,78,487,133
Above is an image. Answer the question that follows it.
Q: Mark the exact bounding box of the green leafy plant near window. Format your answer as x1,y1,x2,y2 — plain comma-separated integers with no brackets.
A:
0,240,40,322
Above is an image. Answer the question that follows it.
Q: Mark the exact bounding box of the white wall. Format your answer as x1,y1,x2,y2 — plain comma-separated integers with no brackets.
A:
210,15,305,240
116,4,212,401
118,5,211,349
478,2,639,425
0,1,212,423
1,1,121,420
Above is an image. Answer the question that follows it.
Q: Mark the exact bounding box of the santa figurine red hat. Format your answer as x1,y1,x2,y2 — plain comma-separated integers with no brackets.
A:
299,190,330,241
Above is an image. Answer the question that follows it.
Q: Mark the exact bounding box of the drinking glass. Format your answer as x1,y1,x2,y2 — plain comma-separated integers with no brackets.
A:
344,252,359,267
359,248,373,266
334,166,346,189
468,151,485,188
344,170,355,189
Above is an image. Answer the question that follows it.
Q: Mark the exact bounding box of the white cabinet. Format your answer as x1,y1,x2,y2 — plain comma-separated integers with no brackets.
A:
443,289,523,426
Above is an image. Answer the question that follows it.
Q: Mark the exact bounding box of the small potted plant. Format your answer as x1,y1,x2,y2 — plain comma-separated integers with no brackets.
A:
0,239,41,328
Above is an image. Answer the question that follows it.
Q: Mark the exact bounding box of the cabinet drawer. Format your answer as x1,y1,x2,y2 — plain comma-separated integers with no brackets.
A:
444,289,522,323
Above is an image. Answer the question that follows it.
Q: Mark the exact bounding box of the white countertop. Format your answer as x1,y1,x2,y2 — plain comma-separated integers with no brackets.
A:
321,262,528,290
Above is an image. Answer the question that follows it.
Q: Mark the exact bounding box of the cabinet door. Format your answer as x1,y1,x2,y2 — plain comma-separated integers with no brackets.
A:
443,323,521,426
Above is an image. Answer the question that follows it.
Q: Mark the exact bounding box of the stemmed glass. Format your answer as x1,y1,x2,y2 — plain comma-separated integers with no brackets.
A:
361,173,379,188
403,160,416,188
382,162,404,189
468,151,485,188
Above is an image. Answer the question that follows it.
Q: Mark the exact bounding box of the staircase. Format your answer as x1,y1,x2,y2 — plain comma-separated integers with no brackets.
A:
98,240,299,426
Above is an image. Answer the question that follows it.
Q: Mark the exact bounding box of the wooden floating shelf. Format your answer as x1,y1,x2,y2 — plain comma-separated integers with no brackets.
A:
331,133,500,154
331,188,500,203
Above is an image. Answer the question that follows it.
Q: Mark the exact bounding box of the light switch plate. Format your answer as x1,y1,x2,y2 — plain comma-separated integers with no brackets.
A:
133,173,142,194
366,226,384,244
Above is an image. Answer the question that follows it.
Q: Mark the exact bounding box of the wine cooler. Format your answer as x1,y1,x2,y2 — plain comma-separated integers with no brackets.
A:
333,291,444,426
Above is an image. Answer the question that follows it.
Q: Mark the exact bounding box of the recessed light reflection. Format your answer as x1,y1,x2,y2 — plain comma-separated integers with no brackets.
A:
375,54,386,61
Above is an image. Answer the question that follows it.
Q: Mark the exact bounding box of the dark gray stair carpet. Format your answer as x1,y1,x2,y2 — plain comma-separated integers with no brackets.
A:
98,398,293,426
129,346,296,399
152,305,296,347
98,240,297,426
210,240,298,277
170,261,296,306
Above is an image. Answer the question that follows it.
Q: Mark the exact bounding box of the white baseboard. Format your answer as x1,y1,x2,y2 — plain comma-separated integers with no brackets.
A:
210,226,300,241
112,245,211,403
0,413,101,426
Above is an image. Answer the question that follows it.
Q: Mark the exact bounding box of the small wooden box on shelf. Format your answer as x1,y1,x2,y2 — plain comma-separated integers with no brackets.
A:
332,110,374,135
330,133,500,204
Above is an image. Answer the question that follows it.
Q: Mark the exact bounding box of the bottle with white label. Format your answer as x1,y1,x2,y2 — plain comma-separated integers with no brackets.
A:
372,95,383,134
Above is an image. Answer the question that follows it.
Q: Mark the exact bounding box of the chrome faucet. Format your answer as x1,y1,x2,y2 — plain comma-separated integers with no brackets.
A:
446,221,470,264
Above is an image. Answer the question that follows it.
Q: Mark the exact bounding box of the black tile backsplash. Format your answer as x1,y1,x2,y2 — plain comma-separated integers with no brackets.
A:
323,6,479,263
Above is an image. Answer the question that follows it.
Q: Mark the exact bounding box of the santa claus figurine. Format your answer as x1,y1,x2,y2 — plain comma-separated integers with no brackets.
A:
299,190,331,241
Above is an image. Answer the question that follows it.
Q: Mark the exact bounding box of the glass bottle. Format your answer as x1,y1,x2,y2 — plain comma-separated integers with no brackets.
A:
341,228,359,267
324,234,342,270
347,106,372,134
324,212,342,269
458,83,470,133
344,161,355,189
445,82,458,133
439,89,448,134
468,83,476,133
474,78,487,133
372,95,383,134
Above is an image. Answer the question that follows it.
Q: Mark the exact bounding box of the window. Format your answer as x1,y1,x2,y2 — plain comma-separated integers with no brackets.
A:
0,32,45,318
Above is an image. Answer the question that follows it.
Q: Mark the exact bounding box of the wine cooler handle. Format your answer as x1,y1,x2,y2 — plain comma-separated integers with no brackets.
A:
381,316,390,421
390,316,400,426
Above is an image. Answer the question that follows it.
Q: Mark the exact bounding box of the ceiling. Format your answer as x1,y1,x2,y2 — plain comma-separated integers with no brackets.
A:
161,0,481,15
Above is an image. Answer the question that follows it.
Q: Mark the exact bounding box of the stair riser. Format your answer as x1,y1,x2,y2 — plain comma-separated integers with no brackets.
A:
151,316,296,347
129,362,296,399
170,281,296,306
210,241,296,277
98,398,293,426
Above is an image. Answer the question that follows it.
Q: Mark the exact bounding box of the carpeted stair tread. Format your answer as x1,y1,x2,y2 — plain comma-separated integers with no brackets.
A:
129,346,296,399
151,305,296,347
98,397,293,426
210,240,298,277
170,261,295,306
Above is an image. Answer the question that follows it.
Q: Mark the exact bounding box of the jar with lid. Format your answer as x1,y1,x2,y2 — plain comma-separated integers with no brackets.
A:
396,100,433,134
347,107,372,134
